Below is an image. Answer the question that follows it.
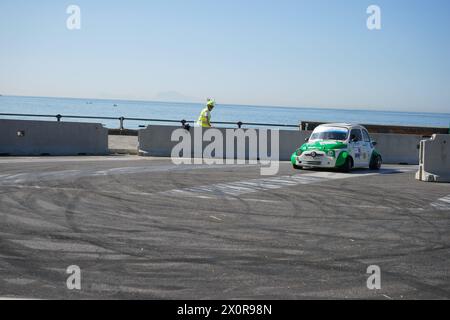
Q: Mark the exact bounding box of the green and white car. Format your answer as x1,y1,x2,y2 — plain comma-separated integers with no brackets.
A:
291,123,382,172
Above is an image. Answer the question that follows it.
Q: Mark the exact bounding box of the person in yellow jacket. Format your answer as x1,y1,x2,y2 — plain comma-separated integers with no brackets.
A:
197,99,215,128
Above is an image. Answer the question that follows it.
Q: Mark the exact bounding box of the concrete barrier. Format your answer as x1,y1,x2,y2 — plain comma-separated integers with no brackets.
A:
138,125,310,161
371,133,422,165
138,125,422,164
0,119,109,156
139,125,182,157
416,134,450,182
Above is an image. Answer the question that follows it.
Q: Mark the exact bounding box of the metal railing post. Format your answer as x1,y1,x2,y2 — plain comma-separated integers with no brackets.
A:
181,119,190,131
119,117,125,130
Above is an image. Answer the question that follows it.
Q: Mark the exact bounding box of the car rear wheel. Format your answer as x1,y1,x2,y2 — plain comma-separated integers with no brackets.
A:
370,154,382,170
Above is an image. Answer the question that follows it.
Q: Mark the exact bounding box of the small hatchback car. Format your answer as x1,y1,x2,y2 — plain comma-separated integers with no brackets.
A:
291,123,382,172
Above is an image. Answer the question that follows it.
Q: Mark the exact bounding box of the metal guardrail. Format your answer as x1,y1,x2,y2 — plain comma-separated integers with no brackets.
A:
0,113,300,130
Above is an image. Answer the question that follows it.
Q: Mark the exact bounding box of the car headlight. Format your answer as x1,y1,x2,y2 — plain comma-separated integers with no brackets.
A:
327,150,335,157
296,149,303,156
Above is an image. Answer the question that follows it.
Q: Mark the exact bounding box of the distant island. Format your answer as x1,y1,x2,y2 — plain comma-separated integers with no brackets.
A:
154,91,200,103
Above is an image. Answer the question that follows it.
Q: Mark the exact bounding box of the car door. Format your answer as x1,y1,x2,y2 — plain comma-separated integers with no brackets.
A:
361,129,373,167
349,128,364,167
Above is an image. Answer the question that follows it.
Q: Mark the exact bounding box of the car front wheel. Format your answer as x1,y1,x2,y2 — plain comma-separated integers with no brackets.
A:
340,157,353,173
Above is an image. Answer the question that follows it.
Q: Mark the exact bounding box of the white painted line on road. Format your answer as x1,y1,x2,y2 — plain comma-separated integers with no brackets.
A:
0,185,158,198
334,204,393,210
335,204,425,212
0,185,83,191
431,195,450,211
239,198,282,203
0,297,37,300
0,166,416,202
9,239,114,253
438,196,450,204
164,167,416,199
0,156,143,164
0,163,256,184
191,195,217,199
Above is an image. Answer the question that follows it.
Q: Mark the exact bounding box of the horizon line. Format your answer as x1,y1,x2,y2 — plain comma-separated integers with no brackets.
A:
1,93,450,117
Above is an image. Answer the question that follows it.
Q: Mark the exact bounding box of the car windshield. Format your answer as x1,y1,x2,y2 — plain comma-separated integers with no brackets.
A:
310,127,349,141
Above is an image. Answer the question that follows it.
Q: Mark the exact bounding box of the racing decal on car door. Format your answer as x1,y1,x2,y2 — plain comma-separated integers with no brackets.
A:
361,129,372,165
354,147,361,160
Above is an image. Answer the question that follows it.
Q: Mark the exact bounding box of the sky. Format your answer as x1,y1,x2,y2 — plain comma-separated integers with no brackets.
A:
0,0,449,112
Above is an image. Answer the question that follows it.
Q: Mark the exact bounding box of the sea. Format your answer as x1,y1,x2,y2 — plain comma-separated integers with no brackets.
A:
0,95,449,130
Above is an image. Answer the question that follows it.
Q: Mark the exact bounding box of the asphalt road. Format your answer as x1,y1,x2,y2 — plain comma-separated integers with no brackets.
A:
0,156,449,299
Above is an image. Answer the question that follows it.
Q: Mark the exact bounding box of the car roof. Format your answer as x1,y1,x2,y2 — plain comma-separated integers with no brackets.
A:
317,123,365,130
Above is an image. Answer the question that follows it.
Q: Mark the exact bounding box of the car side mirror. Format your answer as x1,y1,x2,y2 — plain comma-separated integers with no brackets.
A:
305,137,310,142
372,141,377,146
